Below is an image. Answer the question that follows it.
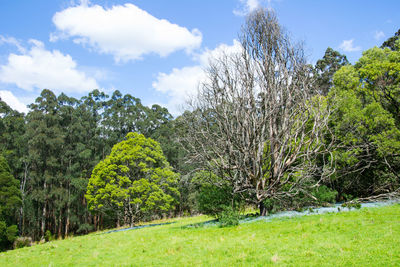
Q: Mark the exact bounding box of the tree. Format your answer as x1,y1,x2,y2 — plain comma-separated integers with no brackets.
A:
354,45,400,126
184,9,331,215
381,29,400,51
86,133,179,227
328,44,400,199
24,89,65,239
314,47,349,95
0,99,27,234
0,155,21,251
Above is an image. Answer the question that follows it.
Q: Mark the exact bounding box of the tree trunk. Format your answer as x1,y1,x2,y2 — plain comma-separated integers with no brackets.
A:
58,212,62,238
41,181,47,237
65,182,70,237
19,162,29,235
259,201,267,216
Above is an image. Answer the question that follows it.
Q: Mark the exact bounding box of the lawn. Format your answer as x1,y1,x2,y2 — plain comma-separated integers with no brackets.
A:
1,204,399,266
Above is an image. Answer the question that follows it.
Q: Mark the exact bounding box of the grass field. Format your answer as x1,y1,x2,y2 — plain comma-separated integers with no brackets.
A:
1,204,399,266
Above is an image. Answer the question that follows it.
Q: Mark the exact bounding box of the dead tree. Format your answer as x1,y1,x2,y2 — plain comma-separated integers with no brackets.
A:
185,9,332,215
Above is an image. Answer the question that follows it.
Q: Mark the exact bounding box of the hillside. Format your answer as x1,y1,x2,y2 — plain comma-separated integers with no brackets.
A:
1,204,399,266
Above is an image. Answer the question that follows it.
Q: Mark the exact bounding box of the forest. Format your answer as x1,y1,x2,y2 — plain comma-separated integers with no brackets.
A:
0,9,399,251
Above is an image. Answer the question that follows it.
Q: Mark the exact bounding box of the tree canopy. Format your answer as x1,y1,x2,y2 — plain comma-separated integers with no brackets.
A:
86,133,179,226
0,155,21,251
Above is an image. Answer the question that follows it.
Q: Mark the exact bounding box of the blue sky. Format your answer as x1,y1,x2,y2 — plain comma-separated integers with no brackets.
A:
0,0,399,115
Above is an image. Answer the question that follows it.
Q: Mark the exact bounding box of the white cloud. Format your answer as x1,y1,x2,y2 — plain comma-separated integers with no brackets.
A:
374,31,385,40
51,3,202,62
0,90,29,113
0,39,98,93
152,40,242,115
338,39,361,52
234,0,261,16
0,35,26,53
152,66,205,115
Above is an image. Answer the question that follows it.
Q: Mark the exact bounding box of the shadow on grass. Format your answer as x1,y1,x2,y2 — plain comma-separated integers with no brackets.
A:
100,222,176,234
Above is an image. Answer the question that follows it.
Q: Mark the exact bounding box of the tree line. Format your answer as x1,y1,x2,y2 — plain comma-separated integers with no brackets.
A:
0,89,184,249
0,8,399,251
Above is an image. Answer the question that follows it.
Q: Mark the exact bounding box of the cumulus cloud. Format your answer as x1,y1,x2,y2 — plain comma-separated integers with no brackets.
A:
374,31,385,40
51,3,202,62
0,39,98,93
338,39,361,52
152,40,242,115
0,90,29,113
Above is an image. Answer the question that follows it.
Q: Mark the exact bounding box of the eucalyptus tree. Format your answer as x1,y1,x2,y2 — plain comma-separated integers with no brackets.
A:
0,155,21,251
314,47,349,95
185,9,332,215
381,29,400,51
0,99,28,233
24,90,64,238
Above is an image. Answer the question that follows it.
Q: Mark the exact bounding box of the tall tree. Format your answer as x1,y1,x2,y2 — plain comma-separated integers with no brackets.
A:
314,47,349,95
185,9,331,215
328,44,400,199
25,89,64,239
381,29,400,51
0,99,27,233
0,155,21,251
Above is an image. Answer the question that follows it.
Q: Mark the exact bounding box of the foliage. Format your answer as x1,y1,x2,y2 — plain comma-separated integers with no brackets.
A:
314,47,349,95
44,230,55,242
0,88,181,241
0,155,21,251
381,29,400,51
13,236,32,249
328,44,400,199
86,132,179,226
196,185,233,217
311,185,338,205
218,206,239,227
341,201,362,209
193,171,242,218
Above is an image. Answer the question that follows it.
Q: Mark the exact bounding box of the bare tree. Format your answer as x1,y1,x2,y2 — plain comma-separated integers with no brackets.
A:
184,9,332,215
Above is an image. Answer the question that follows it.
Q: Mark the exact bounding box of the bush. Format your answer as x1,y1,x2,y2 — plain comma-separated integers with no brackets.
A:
76,223,94,235
13,236,32,249
218,206,239,227
197,184,233,217
312,185,338,204
341,201,361,209
45,230,55,242
0,222,19,251
262,198,285,214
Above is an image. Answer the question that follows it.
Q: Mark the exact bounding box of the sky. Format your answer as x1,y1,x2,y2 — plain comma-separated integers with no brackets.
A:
0,0,399,115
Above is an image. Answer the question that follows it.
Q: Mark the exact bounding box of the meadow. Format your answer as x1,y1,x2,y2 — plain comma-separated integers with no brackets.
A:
0,204,399,266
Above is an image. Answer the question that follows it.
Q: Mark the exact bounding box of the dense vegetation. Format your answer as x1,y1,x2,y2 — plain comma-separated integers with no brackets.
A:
0,8,399,251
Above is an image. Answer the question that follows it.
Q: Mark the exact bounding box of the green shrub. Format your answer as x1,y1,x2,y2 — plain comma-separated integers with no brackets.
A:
312,185,338,204
0,222,19,251
341,201,361,209
44,230,55,242
196,184,233,217
218,206,239,227
13,236,32,249
76,223,94,235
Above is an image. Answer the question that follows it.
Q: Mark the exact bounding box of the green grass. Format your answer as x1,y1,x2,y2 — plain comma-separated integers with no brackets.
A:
1,205,400,266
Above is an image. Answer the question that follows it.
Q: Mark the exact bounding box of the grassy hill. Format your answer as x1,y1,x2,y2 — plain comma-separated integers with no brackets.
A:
1,204,399,266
